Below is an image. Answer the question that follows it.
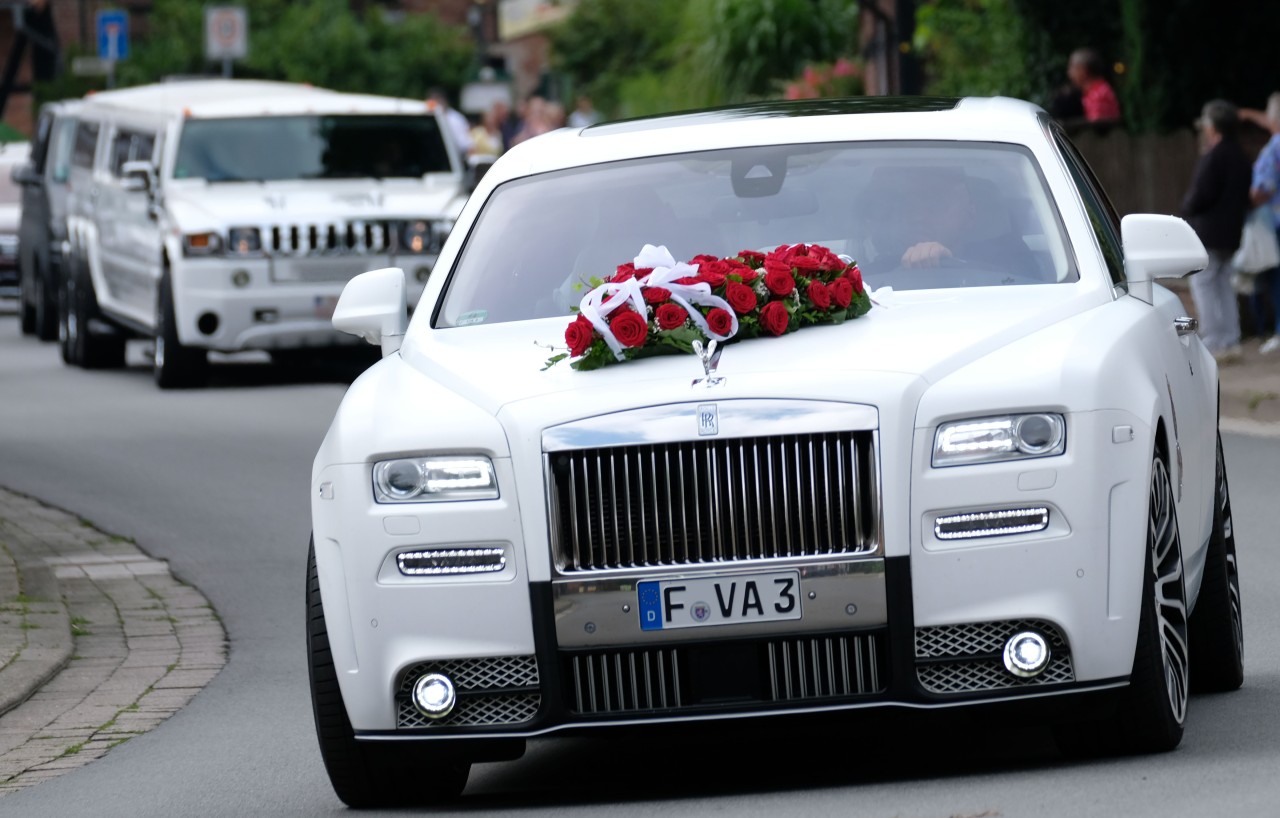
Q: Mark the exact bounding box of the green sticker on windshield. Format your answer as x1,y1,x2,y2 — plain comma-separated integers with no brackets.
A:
457,310,488,326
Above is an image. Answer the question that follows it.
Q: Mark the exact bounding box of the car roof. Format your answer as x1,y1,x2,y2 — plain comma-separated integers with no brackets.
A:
498,96,1051,178
79,79,431,120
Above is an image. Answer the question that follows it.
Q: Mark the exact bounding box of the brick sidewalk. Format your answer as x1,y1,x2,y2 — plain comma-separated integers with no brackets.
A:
0,488,227,796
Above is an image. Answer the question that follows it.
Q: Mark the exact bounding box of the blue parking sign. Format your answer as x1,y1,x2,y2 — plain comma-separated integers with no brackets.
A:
96,10,129,61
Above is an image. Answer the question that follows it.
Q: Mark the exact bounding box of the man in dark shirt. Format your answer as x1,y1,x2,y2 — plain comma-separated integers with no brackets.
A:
1181,99,1253,363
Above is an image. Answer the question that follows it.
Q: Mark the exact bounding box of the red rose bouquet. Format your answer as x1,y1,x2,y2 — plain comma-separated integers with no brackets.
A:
544,242,872,371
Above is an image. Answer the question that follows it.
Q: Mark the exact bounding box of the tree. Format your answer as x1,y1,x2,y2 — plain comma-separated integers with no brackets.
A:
550,0,861,119
114,0,474,101
913,0,1032,100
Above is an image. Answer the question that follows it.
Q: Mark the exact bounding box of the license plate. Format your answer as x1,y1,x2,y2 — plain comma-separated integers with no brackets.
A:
638,570,801,631
314,295,340,320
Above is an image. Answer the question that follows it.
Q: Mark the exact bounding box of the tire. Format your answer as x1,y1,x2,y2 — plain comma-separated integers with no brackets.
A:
58,263,77,365
65,253,126,370
307,541,470,809
1189,433,1244,692
33,257,59,341
154,271,208,389
19,280,36,335
1056,453,1189,756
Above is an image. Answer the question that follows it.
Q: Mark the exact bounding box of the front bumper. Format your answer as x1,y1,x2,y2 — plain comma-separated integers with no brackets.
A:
172,255,430,351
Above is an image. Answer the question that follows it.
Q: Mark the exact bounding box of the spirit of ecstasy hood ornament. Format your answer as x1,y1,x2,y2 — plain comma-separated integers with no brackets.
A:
691,339,725,388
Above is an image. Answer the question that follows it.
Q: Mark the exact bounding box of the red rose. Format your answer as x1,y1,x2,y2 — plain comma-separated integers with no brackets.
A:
763,256,792,278
655,302,688,331
830,278,853,309
737,250,765,266
817,248,845,273
706,307,734,337
759,300,791,336
725,281,758,314
644,287,672,304
808,281,832,310
610,309,649,348
790,255,822,272
565,315,596,357
673,276,702,286
613,263,637,282
763,267,795,297
845,264,864,294
698,259,730,287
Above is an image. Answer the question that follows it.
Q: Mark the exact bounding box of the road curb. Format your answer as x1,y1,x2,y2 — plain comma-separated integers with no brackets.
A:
0,487,228,797
0,545,73,718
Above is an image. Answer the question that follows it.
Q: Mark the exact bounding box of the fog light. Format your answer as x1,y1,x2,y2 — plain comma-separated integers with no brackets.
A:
253,308,279,324
414,265,431,283
1003,631,1051,678
196,312,220,335
411,673,456,719
231,269,251,288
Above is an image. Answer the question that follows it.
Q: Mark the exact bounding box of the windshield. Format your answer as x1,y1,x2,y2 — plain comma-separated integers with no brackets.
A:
173,114,453,182
436,141,1075,328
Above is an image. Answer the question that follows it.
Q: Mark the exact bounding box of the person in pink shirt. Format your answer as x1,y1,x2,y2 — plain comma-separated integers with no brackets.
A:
1068,48,1121,123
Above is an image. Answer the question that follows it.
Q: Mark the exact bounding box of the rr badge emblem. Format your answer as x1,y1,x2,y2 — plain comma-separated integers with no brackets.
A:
697,403,719,436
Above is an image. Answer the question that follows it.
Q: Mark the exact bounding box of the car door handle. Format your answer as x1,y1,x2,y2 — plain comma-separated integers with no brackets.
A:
1175,316,1198,337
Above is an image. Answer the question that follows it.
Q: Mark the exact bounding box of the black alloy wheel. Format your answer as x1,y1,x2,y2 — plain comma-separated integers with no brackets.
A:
306,541,470,809
1055,452,1189,756
1189,433,1244,692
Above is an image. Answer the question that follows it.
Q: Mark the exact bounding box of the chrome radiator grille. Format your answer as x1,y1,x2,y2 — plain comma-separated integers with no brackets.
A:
548,431,878,572
262,220,394,256
566,633,885,716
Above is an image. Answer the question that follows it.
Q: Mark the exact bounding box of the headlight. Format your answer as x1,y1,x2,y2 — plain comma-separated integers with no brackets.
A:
372,456,499,503
398,220,431,254
228,227,262,255
932,413,1066,467
182,231,224,257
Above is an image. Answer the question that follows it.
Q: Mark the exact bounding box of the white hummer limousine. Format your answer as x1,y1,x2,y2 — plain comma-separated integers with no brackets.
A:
61,79,471,387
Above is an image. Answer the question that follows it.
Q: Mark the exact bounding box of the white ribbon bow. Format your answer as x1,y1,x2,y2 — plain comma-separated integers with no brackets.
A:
578,244,740,361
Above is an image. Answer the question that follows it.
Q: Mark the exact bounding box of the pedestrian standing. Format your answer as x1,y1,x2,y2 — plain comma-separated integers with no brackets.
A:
428,87,474,156
1181,99,1253,364
1243,93,1280,354
1066,48,1121,125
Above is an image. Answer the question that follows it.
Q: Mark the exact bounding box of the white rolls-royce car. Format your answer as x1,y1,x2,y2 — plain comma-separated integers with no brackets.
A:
308,96,1244,808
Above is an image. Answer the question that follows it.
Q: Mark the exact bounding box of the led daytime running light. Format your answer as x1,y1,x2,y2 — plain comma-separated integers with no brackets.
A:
934,507,1050,540
397,547,507,576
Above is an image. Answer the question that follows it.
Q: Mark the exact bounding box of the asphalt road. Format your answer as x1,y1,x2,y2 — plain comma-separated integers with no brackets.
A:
1,305,1278,818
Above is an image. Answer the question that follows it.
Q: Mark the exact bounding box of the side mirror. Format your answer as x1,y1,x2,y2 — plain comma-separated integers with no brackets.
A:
464,153,496,193
1121,213,1208,305
332,267,408,357
120,160,156,194
11,161,40,186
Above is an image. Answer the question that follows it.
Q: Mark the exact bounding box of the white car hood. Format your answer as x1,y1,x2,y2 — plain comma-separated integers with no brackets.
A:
165,177,465,229
402,284,1109,427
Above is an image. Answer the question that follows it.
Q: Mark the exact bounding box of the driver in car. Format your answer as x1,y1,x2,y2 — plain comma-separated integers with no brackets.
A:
897,172,1035,273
